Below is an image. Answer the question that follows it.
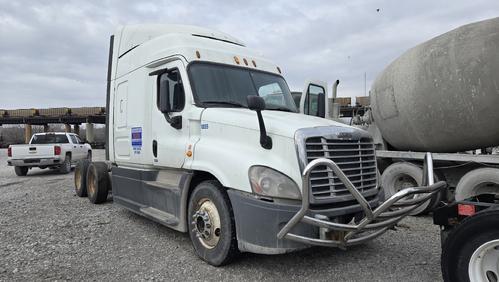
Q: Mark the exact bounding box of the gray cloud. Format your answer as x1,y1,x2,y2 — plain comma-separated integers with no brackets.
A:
0,0,498,108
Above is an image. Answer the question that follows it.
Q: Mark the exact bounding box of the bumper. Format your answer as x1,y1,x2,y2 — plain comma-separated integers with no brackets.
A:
7,157,62,167
228,189,380,254
229,153,446,254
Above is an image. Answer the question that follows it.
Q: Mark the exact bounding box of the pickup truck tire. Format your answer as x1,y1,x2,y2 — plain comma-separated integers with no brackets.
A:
441,208,499,282
188,180,239,266
14,166,28,176
455,168,499,201
381,162,430,215
74,159,91,197
86,162,110,204
59,155,71,174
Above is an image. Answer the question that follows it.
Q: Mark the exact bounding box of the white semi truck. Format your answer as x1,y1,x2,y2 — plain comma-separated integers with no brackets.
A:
73,24,443,266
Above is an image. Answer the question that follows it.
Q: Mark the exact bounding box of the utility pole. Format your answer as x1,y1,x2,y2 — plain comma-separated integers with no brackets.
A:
364,72,367,96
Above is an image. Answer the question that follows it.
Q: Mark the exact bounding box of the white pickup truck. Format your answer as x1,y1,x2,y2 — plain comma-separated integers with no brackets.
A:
7,132,92,176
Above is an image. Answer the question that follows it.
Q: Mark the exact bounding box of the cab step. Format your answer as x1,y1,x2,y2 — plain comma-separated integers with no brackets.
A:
140,207,179,226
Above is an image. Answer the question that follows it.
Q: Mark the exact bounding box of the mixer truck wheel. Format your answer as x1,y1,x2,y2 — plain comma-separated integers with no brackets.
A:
441,208,499,282
455,168,499,201
381,162,431,215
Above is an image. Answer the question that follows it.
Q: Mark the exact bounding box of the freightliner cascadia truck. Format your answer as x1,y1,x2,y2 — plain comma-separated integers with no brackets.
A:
73,24,443,266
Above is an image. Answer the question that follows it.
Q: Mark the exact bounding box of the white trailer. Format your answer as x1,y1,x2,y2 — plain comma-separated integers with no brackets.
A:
73,24,441,266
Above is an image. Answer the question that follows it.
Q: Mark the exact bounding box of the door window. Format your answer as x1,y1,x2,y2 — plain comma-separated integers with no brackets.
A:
69,135,78,144
304,84,325,116
157,69,185,112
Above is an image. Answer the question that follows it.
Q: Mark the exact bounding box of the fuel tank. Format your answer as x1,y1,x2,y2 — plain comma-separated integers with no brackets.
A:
371,17,499,152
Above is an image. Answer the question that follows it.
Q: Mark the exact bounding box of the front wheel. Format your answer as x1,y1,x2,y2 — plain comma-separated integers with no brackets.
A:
441,208,499,282
14,166,28,176
188,180,239,266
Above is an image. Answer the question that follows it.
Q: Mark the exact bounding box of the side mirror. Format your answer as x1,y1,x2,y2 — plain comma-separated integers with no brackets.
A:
247,95,266,111
159,79,171,113
246,95,272,150
317,92,325,118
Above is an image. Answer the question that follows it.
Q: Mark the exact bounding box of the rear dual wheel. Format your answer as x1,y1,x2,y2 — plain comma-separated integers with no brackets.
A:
73,161,110,204
74,159,91,197
86,162,110,204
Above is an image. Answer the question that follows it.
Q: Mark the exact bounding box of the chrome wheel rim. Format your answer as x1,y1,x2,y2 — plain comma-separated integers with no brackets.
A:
469,239,499,282
192,198,221,249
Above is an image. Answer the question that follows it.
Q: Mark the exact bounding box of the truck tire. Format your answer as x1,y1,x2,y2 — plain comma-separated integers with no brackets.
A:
74,159,91,197
441,208,499,282
455,168,499,201
187,180,239,266
59,154,72,174
86,162,110,204
381,162,430,215
14,166,28,176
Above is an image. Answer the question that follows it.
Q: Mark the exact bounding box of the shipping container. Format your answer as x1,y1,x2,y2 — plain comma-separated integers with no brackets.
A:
38,108,70,116
6,109,38,117
355,96,370,106
70,107,105,116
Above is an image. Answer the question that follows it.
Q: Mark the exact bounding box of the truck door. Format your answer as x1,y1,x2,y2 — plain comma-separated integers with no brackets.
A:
299,80,328,118
68,134,83,160
150,60,188,168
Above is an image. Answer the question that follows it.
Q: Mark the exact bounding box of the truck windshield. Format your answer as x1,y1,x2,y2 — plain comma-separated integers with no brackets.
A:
189,63,298,112
31,134,69,144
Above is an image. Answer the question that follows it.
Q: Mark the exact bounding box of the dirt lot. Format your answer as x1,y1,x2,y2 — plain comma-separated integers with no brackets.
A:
0,149,443,281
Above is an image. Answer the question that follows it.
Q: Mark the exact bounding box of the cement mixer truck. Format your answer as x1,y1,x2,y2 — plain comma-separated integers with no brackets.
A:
296,17,499,281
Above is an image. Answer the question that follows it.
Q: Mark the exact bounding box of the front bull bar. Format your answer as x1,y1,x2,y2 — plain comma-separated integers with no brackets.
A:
277,152,446,248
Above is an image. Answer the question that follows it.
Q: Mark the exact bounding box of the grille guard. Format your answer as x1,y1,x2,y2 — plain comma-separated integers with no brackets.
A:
277,153,446,248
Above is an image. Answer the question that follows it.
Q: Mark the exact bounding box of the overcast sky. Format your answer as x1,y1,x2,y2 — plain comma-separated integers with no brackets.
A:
0,0,498,109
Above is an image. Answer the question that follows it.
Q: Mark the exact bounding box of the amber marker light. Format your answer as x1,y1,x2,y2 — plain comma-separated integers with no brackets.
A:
243,58,248,65
252,60,257,67
234,56,240,64
196,50,201,59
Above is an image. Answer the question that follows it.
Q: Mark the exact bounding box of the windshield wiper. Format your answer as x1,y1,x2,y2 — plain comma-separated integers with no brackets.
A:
265,106,295,112
202,100,246,108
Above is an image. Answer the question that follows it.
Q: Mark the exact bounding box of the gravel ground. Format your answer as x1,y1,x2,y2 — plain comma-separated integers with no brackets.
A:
0,149,443,281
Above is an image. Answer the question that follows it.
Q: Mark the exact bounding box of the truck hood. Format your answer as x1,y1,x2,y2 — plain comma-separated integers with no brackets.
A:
200,108,356,138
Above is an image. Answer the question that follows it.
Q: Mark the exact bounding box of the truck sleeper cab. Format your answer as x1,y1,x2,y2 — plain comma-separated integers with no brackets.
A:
75,24,443,266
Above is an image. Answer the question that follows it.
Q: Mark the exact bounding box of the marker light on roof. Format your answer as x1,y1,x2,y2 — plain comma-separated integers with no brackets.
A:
277,66,281,73
234,56,240,64
243,58,248,66
196,50,201,59
252,60,257,67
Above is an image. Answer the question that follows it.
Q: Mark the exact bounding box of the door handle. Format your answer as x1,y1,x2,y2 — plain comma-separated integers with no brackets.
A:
152,140,158,158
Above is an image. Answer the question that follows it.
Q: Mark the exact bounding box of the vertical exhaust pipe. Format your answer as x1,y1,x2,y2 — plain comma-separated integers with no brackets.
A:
330,80,340,119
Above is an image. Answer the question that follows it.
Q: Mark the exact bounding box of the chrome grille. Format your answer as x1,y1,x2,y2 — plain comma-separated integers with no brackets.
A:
305,137,377,204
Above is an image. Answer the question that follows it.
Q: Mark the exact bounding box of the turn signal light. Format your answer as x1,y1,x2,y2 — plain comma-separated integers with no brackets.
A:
54,145,61,156
7,146,12,157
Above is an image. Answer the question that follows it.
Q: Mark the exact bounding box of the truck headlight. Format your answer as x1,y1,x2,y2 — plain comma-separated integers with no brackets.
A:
248,166,301,200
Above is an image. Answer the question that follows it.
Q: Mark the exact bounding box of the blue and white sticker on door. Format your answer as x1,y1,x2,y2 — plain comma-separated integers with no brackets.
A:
131,127,142,155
